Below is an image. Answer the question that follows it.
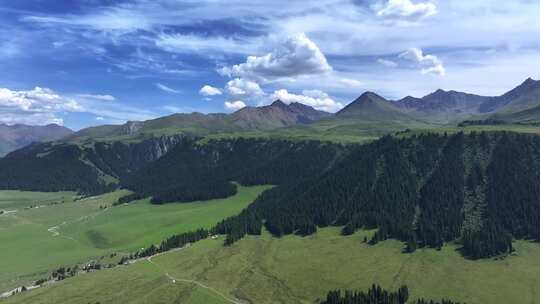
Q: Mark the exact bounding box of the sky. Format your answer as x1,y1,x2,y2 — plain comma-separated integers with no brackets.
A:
0,0,539,130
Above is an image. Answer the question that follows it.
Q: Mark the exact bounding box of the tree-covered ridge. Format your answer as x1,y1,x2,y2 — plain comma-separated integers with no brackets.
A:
214,132,540,258
321,284,462,304
1,129,539,259
123,138,345,203
0,135,188,195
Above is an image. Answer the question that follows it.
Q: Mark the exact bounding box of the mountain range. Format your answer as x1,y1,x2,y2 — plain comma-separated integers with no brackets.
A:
0,124,73,156
66,77,540,143
391,77,540,123
65,100,331,142
2,78,539,155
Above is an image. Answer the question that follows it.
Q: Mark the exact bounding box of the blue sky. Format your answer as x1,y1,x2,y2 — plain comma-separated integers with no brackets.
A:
0,0,539,130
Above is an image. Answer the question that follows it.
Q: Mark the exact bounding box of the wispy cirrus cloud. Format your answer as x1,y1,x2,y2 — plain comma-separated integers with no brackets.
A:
77,94,116,101
2,0,540,128
156,83,182,94
377,58,399,67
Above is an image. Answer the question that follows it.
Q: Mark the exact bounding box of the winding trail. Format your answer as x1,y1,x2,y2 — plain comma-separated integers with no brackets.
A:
146,254,243,304
46,206,110,240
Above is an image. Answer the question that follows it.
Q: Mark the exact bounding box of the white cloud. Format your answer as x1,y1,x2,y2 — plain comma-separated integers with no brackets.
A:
156,83,182,94
225,78,264,97
0,87,84,125
0,113,65,126
77,94,116,101
399,47,446,76
224,100,247,111
271,89,343,112
96,116,105,121
339,78,364,87
377,58,399,67
22,8,152,32
156,33,256,55
375,0,437,20
0,87,82,113
220,33,332,82
199,85,222,96
0,86,160,126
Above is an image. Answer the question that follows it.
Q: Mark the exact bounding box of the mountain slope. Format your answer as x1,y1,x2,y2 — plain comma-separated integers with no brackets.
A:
65,113,240,142
479,78,540,113
489,105,540,124
67,101,330,142
231,100,331,130
337,92,412,121
0,124,73,156
394,90,490,123
215,132,540,259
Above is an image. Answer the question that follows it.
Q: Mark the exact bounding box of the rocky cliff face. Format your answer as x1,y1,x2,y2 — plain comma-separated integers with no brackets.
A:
85,134,191,180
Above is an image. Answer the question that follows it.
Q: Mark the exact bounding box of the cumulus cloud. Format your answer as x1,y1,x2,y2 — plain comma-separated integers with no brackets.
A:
225,78,264,97
156,83,182,94
377,58,399,67
0,87,84,125
96,116,105,121
271,89,343,112
375,0,437,20
224,100,246,111
0,87,82,113
77,94,116,101
399,47,445,76
199,85,222,96
220,33,332,82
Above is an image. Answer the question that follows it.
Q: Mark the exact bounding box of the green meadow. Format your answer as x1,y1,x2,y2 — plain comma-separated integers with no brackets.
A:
0,185,270,292
5,227,540,304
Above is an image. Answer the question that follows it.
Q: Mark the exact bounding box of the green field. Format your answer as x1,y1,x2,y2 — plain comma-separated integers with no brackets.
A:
0,185,270,292
5,227,540,304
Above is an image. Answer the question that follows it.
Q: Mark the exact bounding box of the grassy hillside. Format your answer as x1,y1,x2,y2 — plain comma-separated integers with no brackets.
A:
0,185,270,291
5,228,540,304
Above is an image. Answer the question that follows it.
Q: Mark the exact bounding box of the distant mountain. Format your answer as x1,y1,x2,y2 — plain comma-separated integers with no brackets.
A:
231,100,331,130
393,89,490,123
67,101,330,142
0,124,73,156
337,92,415,121
391,78,540,124
66,113,240,142
480,78,540,114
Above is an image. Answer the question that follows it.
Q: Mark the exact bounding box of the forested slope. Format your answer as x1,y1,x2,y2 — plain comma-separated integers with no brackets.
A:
1,128,540,260
123,138,345,203
212,132,540,259
0,135,187,194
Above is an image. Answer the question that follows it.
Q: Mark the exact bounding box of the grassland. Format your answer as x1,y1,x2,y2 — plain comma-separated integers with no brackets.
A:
5,227,540,304
204,121,540,145
416,123,540,136
0,185,270,292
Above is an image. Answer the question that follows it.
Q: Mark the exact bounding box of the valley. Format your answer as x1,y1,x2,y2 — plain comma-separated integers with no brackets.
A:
3,228,540,304
2,79,540,303
3,2,540,303
0,185,270,292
